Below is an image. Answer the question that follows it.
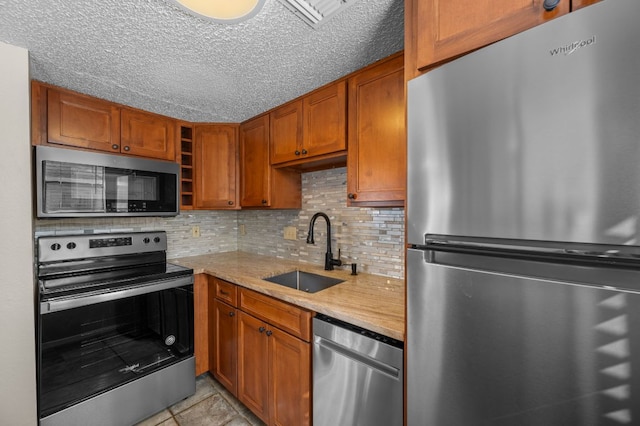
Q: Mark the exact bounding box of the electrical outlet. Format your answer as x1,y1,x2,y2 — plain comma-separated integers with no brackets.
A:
239,224,246,236
283,226,297,240
191,225,200,238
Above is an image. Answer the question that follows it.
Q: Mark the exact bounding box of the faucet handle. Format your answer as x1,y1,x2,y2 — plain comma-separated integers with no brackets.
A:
332,249,343,267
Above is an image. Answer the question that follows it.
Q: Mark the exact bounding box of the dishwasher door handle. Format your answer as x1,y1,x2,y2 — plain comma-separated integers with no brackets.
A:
315,336,401,379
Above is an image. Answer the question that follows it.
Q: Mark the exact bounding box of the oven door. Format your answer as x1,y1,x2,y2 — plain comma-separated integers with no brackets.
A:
38,277,194,423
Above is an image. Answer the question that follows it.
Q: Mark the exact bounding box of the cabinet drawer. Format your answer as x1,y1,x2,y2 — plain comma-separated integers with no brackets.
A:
213,278,238,307
239,288,312,342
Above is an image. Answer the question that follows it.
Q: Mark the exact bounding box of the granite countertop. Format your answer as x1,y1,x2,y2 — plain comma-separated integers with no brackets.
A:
171,251,405,341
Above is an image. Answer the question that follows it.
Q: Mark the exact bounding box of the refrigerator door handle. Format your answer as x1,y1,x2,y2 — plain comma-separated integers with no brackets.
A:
421,235,640,263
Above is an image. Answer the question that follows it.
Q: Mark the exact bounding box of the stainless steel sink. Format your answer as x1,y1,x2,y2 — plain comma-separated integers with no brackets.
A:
263,270,344,293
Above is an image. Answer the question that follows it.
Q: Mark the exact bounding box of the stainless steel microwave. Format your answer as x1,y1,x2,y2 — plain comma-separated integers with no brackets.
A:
35,146,179,218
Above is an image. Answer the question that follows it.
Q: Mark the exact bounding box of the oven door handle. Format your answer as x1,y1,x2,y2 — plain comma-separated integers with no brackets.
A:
40,275,194,314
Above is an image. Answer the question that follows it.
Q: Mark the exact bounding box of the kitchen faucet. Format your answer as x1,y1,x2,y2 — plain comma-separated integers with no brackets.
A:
306,212,342,271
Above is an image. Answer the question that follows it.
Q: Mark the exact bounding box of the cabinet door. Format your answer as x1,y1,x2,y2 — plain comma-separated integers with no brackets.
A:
121,108,176,161
47,89,121,152
237,311,270,424
269,100,303,165
194,124,239,209
347,54,406,206
269,327,311,426
572,0,600,10
211,299,238,395
415,0,569,69
194,274,209,376
303,81,347,159
240,114,270,207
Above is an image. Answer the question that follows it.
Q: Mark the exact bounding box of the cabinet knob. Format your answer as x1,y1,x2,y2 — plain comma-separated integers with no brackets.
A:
294,150,301,156
228,311,235,317
123,146,130,152
301,149,308,155
261,199,267,205
259,326,266,333
112,144,119,150
265,330,273,337
543,0,560,11
348,193,357,200
228,200,234,206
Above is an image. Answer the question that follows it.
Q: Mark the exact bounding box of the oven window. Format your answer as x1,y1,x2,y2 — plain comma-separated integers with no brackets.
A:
38,285,193,418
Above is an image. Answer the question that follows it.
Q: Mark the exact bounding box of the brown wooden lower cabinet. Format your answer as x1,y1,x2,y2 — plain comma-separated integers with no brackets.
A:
237,311,270,422
237,311,311,426
268,325,311,426
208,278,311,426
194,274,209,376
211,298,238,395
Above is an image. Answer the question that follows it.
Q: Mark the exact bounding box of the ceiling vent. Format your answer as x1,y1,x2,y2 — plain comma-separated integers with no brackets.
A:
279,0,357,28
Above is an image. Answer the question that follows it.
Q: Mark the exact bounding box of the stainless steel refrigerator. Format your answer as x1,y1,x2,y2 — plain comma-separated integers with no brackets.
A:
407,0,640,424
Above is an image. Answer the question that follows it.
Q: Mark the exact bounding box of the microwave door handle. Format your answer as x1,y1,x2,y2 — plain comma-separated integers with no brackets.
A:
101,166,107,212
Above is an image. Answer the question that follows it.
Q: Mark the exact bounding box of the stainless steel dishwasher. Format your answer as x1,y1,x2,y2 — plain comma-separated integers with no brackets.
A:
313,314,403,426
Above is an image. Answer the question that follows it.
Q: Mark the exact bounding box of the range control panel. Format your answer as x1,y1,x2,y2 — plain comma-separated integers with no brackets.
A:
37,231,167,263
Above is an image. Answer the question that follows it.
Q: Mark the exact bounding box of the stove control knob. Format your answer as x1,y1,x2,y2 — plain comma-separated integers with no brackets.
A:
50,243,61,251
154,237,161,243
66,242,76,250
143,237,150,244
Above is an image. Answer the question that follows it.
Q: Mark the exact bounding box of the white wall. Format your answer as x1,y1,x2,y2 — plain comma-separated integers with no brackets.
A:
0,41,37,425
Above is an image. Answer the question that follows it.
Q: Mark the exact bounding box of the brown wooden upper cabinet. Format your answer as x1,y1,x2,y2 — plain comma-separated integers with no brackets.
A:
193,124,239,210
120,108,176,161
409,0,570,72
34,81,177,161
239,114,301,209
347,53,405,207
269,81,347,168
45,87,121,153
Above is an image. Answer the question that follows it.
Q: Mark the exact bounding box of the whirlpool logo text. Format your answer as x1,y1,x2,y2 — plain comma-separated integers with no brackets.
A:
550,35,596,56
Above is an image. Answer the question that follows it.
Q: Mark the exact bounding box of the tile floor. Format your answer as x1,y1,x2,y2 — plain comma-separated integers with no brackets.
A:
135,374,265,426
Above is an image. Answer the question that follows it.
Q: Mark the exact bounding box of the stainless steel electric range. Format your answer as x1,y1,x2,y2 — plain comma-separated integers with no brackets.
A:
36,231,195,426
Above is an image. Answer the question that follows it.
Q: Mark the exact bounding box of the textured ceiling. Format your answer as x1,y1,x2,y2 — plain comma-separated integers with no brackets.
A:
0,0,404,122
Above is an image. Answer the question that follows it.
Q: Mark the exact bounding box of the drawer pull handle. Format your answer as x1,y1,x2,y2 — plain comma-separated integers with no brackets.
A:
220,290,229,295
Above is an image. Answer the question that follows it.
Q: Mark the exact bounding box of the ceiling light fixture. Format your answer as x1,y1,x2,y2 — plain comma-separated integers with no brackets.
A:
172,0,266,23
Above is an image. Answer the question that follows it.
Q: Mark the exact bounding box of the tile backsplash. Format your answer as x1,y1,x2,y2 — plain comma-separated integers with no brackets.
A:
34,167,405,279
34,211,239,259
238,167,405,279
